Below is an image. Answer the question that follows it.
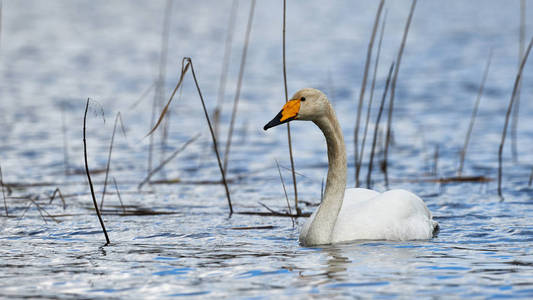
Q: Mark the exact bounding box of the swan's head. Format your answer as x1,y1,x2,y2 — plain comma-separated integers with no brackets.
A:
264,88,329,130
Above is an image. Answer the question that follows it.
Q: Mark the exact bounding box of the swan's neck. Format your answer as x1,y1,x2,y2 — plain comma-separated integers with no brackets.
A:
303,105,347,245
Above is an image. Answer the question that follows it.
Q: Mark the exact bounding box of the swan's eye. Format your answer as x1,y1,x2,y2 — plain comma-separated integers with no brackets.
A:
300,97,306,101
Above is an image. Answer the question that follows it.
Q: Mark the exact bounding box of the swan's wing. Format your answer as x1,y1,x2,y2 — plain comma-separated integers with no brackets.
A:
343,188,380,204
332,189,435,243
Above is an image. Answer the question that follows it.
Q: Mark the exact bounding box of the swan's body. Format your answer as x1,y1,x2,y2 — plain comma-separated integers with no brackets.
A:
264,88,438,246
301,188,437,244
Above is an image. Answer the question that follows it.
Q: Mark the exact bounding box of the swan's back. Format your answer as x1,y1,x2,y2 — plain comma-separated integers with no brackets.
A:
331,188,437,243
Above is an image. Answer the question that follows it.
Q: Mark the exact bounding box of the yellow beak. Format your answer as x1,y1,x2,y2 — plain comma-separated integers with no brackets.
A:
264,99,301,130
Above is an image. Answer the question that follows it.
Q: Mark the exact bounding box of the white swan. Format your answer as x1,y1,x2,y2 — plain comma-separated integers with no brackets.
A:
264,88,438,246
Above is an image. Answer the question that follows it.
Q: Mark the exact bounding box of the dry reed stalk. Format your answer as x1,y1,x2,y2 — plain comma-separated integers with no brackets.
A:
358,10,387,186
383,0,417,187
18,202,33,224
129,81,155,110
148,99,157,175
83,99,110,245
367,62,395,188
354,0,385,187
0,0,2,51
27,196,59,224
159,0,174,168
188,58,233,215
147,60,190,136
112,177,126,214
282,0,300,215
432,145,439,177
498,37,533,198
101,112,126,209
147,0,174,176
147,57,233,214
138,133,200,189
0,164,7,216
223,0,256,174
511,0,526,162
49,187,66,210
214,0,239,140
276,160,294,226
61,107,70,176
458,50,492,176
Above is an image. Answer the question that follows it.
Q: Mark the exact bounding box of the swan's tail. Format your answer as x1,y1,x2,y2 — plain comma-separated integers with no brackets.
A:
432,221,440,237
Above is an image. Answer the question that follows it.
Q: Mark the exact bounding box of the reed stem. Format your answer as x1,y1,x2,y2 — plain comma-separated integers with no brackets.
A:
498,38,533,198
83,99,110,245
0,164,7,216
354,0,384,187
358,10,387,187
214,0,239,141
383,0,417,187
223,0,256,174
367,62,394,188
187,58,234,215
458,50,492,176
282,0,300,214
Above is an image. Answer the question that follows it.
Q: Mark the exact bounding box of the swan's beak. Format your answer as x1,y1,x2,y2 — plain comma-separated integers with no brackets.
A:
263,99,301,130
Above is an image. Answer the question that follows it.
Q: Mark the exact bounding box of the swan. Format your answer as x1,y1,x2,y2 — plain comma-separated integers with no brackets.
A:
264,88,438,246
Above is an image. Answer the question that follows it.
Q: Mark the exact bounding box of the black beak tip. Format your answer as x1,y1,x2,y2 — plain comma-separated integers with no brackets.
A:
263,110,284,131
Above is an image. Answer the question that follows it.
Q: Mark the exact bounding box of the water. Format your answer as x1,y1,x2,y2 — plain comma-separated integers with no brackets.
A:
1,0,533,298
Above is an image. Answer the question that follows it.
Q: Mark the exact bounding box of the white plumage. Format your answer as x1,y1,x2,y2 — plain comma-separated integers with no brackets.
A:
302,188,437,244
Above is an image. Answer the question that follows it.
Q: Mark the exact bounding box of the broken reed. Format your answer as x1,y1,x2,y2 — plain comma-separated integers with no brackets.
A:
112,177,126,214
354,0,384,187
384,0,417,187
138,134,200,189
148,57,233,215
101,112,126,209
49,187,66,210
367,62,395,188
282,0,300,215
458,50,492,176
223,0,256,174
83,99,110,245
498,37,533,198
